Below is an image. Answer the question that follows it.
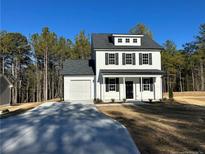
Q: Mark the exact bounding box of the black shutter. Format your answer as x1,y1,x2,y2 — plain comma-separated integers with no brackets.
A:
149,53,152,65
116,78,119,92
115,53,118,65
122,53,125,65
105,78,109,92
139,53,142,65
132,53,135,65
150,78,153,91
105,53,108,65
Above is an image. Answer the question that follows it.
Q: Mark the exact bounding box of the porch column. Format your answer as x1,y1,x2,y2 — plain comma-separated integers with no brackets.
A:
102,77,104,101
141,77,143,101
153,77,156,100
100,77,102,100
123,77,125,99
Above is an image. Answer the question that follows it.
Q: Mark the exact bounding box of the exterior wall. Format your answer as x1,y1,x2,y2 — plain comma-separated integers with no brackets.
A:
95,50,161,70
114,37,141,46
0,76,11,105
95,49,162,100
64,75,94,101
99,76,162,102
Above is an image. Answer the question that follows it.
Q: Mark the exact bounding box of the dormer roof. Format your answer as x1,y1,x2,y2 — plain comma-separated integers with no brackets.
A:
92,33,163,50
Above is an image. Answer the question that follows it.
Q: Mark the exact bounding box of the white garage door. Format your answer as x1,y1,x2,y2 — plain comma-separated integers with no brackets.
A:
70,80,91,100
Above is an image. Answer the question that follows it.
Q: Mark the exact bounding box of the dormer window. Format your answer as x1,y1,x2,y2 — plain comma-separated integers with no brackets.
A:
133,39,138,43
118,38,122,43
125,38,130,43
113,34,143,46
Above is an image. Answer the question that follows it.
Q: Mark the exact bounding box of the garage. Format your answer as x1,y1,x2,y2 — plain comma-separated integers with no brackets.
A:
62,60,94,102
69,80,91,100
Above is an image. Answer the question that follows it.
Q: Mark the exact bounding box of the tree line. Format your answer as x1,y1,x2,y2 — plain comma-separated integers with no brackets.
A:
130,23,205,92
0,28,90,104
0,23,204,104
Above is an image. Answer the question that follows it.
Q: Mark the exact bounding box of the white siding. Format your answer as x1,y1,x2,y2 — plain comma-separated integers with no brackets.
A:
95,50,162,101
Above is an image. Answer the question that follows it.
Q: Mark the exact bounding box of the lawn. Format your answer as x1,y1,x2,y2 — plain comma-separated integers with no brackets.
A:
97,103,205,154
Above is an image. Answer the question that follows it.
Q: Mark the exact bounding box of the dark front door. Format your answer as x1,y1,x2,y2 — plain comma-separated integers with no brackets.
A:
126,81,133,99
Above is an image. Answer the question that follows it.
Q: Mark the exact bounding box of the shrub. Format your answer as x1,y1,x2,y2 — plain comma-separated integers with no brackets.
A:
111,98,115,103
123,98,126,103
148,99,153,103
94,98,103,104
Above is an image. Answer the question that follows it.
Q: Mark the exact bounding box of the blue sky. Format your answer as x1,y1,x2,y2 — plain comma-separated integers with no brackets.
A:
1,0,205,49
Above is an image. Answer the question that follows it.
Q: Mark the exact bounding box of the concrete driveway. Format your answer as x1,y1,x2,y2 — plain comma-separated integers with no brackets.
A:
0,102,140,154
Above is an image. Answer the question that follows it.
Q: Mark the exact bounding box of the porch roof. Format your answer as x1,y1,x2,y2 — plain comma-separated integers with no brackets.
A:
100,69,164,75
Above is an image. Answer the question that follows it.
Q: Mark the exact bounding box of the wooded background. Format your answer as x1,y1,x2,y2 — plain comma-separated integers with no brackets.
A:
0,23,204,104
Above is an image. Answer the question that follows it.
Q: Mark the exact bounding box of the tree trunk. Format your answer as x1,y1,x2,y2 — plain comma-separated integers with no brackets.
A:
36,65,39,102
179,69,183,92
200,59,204,91
2,56,5,74
26,81,29,102
44,47,48,101
191,68,195,91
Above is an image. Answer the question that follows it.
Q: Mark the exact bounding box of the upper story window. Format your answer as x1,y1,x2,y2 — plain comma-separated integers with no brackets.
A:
139,53,152,65
142,53,149,64
105,53,118,65
122,53,135,65
108,53,115,64
118,38,122,43
133,39,138,43
125,38,130,43
125,54,132,64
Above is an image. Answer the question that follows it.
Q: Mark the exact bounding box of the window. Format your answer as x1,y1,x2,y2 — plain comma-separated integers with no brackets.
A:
143,78,150,91
142,53,149,64
125,54,132,64
133,39,138,43
118,38,122,43
125,38,130,43
109,78,116,91
108,53,115,64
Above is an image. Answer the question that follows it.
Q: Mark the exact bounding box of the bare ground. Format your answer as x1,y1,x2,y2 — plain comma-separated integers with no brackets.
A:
0,98,60,118
97,103,205,154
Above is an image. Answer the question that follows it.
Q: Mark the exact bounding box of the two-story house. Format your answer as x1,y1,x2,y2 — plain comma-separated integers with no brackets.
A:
63,33,164,103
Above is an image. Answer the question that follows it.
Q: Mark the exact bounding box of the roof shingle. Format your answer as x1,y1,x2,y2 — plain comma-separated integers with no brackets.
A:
62,60,94,75
92,33,163,50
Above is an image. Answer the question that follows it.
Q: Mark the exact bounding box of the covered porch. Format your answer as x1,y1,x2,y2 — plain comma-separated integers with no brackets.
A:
98,69,163,102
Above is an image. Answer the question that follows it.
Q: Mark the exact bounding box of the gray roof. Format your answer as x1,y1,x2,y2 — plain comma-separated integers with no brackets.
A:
92,33,163,50
100,69,164,75
62,60,94,75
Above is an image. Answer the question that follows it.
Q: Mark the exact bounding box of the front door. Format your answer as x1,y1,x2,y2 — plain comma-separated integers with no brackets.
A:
126,81,133,99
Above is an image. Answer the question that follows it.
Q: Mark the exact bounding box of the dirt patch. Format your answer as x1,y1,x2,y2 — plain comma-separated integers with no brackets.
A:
97,103,205,154
0,98,61,118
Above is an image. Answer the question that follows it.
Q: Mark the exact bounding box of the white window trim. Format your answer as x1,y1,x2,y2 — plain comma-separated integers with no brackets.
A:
142,53,149,65
108,53,116,65
125,53,133,65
